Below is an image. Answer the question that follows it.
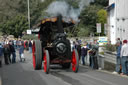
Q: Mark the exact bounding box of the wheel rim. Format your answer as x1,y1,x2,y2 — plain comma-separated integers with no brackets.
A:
32,42,36,69
43,52,47,72
72,50,77,71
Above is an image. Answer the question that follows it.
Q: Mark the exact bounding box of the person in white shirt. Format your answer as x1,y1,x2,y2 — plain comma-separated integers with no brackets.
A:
120,40,128,75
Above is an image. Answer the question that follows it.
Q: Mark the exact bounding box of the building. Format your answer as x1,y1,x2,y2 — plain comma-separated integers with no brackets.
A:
107,0,128,44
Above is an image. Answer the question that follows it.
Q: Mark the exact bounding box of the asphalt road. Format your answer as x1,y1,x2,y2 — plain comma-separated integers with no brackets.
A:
0,51,128,85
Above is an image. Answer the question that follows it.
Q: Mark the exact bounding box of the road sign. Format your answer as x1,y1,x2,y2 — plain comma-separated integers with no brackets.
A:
98,37,108,45
96,23,101,33
27,30,32,34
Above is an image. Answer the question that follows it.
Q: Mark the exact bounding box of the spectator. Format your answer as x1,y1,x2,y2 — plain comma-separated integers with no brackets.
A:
17,39,21,49
81,43,89,65
113,42,122,74
0,43,3,67
89,40,99,69
88,42,92,49
116,38,122,44
3,44,10,65
120,40,128,76
29,40,32,53
13,39,17,49
9,41,16,63
72,41,76,51
88,47,94,68
19,42,24,62
16,39,19,49
25,40,29,51
75,38,81,60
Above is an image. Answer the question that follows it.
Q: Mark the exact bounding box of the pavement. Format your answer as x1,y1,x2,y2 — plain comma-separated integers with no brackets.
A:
0,51,128,85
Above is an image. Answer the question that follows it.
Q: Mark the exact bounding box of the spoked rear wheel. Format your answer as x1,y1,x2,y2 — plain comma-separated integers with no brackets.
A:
72,49,79,73
32,40,42,70
43,50,50,74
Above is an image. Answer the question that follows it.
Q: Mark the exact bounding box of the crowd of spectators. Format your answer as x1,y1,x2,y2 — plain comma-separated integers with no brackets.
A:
71,38,99,69
0,39,33,67
113,38,128,76
71,38,128,76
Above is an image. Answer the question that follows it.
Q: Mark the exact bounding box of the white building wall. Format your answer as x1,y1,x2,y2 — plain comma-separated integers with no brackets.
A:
124,0,128,40
116,0,128,41
110,8,116,44
108,0,116,44
108,0,128,44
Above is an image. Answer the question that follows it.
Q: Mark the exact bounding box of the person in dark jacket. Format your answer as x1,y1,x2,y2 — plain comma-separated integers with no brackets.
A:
116,42,122,73
25,40,29,51
90,40,99,69
0,43,3,67
9,41,16,63
3,44,10,65
81,44,88,65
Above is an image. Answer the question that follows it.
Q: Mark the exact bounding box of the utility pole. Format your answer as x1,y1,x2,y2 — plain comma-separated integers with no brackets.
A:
27,0,31,29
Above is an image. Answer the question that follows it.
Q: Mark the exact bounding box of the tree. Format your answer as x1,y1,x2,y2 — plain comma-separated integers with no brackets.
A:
0,0,55,37
0,0,21,24
0,0,55,28
13,15,28,38
77,24,90,37
79,5,102,35
0,15,28,38
97,9,107,24
74,0,108,37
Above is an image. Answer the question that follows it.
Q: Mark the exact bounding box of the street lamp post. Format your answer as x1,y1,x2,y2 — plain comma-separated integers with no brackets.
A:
27,0,31,29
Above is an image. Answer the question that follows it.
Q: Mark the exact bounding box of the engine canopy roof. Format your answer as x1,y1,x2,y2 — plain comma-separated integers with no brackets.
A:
33,16,76,29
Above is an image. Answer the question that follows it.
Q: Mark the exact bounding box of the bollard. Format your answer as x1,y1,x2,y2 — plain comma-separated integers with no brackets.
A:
98,54,105,69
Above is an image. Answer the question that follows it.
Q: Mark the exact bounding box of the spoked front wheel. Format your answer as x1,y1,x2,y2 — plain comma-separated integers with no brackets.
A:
72,49,79,73
43,50,50,74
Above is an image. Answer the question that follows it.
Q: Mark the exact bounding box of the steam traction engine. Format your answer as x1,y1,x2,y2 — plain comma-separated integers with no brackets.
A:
32,15,79,74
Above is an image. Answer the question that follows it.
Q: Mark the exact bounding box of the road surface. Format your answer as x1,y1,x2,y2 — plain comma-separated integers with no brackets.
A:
0,51,128,85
